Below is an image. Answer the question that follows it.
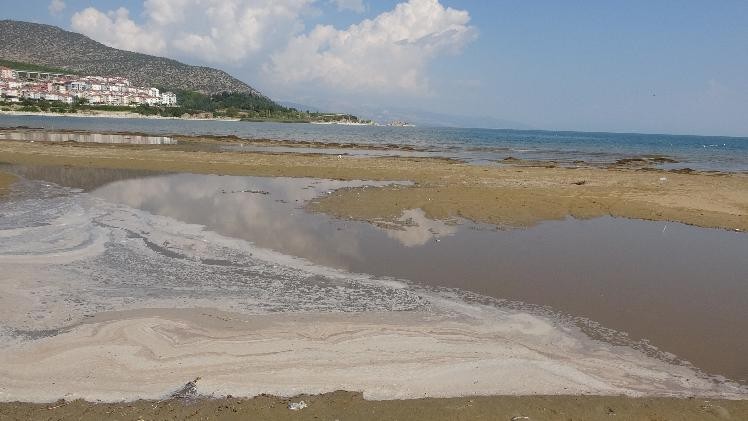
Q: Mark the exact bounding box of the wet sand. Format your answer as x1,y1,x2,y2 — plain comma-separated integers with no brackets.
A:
0,170,15,195
0,138,745,232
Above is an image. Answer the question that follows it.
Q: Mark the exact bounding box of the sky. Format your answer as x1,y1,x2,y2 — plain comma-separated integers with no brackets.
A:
5,0,748,136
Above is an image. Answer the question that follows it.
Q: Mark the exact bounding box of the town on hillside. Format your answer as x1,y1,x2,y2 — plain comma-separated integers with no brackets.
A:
0,66,177,107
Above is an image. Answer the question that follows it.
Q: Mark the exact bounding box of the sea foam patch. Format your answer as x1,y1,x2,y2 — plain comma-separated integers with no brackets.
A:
0,179,427,336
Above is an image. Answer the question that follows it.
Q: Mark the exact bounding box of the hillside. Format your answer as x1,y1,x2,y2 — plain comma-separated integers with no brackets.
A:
0,20,260,96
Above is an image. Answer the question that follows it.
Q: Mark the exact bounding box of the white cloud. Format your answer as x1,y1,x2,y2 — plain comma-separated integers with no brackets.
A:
382,209,457,247
68,0,475,100
48,0,66,15
71,7,167,55
266,0,476,96
329,0,366,13
71,0,313,63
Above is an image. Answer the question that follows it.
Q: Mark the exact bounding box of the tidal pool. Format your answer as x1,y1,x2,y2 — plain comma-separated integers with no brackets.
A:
3,165,747,384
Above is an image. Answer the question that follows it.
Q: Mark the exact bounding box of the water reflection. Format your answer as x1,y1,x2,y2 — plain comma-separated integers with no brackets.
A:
383,209,458,247
1,164,163,191
92,175,410,268
90,171,748,383
0,129,175,145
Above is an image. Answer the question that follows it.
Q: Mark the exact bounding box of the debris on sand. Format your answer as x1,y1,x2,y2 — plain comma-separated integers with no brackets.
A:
670,168,696,174
613,156,679,167
288,400,308,411
170,377,201,400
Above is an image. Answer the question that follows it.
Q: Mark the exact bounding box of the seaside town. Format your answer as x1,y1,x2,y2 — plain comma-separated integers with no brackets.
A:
0,66,177,107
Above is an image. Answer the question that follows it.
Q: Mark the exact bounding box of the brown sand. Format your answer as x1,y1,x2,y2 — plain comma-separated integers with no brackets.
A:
0,171,16,196
0,139,746,231
1,392,747,421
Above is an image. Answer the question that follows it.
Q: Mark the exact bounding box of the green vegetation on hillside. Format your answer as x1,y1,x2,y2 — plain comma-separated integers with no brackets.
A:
168,90,369,123
2,93,371,124
0,59,78,75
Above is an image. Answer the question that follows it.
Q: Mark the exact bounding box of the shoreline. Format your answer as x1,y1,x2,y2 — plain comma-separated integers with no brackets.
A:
0,138,745,232
0,110,242,122
0,110,379,125
4,393,748,420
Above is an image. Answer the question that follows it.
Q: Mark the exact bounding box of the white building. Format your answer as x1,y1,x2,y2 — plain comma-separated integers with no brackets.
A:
161,91,177,106
22,91,42,100
1,68,176,107
66,81,87,91
0,67,16,79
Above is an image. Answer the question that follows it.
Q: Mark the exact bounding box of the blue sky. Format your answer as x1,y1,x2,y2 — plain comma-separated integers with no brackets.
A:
5,1,748,135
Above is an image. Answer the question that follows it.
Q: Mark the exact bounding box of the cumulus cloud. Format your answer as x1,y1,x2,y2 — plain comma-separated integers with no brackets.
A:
68,0,475,99
71,0,313,62
266,0,476,95
71,7,167,55
329,0,366,13
48,0,66,15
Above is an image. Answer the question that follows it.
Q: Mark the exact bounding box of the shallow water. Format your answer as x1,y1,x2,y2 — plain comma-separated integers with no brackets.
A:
2,115,746,170
2,166,747,384
11,166,744,382
0,128,175,145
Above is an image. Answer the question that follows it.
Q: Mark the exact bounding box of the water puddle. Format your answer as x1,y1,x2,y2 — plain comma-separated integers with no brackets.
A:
2,166,747,384
2,164,163,191
0,129,176,145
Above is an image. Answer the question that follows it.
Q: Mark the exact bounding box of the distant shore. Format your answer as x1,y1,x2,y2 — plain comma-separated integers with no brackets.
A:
0,109,382,125
0,109,242,122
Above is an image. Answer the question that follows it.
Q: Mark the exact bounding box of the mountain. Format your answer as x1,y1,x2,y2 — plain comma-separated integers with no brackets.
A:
0,20,260,96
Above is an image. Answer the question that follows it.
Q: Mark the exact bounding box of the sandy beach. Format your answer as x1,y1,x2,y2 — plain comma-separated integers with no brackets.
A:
0,132,746,420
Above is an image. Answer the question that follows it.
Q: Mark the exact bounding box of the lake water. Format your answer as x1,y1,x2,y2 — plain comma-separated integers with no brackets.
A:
1,115,747,171
5,164,747,384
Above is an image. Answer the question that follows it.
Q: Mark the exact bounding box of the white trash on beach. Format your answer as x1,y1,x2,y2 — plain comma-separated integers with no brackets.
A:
288,400,308,411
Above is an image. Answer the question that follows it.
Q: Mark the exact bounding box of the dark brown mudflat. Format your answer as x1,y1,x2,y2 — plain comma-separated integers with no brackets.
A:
1,392,747,421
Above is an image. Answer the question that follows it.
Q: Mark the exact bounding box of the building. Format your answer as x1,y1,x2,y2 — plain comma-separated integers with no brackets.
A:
0,67,16,80
161,91,177,106
1,68,177,107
